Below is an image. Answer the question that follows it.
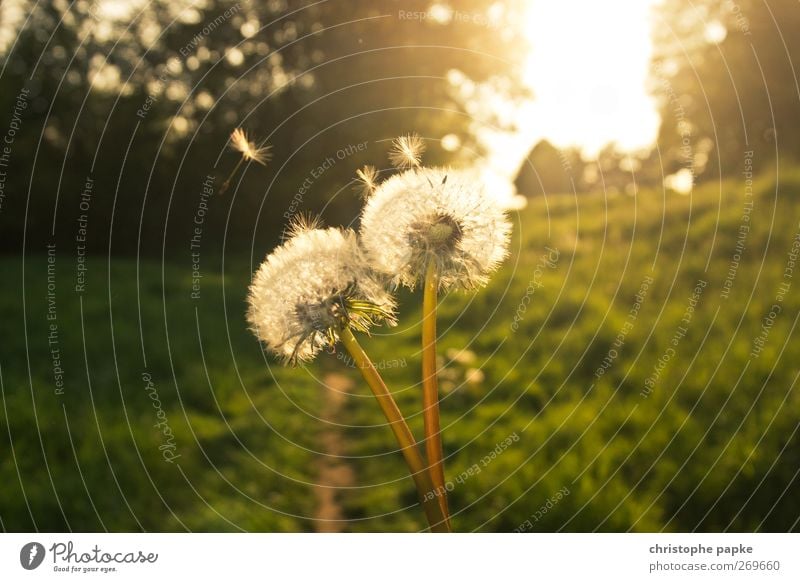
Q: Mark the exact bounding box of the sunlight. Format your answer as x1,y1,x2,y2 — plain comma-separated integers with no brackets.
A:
521,0,662,156
475,0,663,205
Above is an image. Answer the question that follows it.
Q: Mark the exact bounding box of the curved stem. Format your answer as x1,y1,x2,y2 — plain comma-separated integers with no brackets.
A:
339,327,450,532
422,260,451,527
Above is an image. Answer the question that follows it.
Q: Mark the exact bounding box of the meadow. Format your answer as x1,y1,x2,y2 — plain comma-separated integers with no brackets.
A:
1,167,798,532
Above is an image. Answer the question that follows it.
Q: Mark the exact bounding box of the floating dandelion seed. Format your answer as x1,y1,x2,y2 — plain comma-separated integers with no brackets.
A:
246,220,396,364
230,127,272,165
360,166,511,290
219,127,271,195
354,165,379,198
389,133,426,169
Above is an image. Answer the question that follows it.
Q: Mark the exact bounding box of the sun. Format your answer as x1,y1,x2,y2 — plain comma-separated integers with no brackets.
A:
475,0,664,204
520,0,662,156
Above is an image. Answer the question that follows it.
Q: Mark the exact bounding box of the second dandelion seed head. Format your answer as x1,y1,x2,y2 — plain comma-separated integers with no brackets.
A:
360,164,511,290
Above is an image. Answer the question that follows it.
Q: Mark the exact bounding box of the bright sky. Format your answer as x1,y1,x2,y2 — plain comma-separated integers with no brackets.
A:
479,0,663,204
521,0,661,155
0,0,666,202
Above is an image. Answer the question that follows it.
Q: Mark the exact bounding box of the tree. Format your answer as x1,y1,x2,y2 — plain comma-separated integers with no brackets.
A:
515,140,585,196
650,0,800,182
0,0,530,255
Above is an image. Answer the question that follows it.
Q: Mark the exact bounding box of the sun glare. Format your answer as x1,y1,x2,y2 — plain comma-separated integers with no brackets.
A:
477,0,662,204
521,0,661,156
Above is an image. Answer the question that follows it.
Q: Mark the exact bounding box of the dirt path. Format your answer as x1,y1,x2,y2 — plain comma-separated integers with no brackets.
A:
313,372,356,532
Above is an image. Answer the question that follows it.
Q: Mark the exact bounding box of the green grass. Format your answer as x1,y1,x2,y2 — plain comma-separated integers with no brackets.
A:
2,168,799,531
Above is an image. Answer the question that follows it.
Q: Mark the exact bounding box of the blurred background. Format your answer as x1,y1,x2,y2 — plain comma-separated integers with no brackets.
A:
0,0,798,532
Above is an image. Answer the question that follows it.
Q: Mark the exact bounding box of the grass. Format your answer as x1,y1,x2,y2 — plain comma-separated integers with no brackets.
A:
1,167,799,531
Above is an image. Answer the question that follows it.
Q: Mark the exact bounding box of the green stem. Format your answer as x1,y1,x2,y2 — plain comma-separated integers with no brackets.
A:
422,260,451,527
339,327,450,532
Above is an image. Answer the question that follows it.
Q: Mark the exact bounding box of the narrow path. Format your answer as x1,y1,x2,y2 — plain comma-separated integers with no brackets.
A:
313,372,355,532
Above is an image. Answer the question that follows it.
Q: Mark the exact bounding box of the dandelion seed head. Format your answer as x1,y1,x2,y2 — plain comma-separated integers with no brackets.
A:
247,226,395,364
389,133,425,169
360,167,511,290
230,127,272,165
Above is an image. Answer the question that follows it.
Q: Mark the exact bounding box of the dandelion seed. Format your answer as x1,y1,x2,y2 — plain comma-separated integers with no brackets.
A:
360,167,511,290
230,127,272,165
220,127,271,195
246,220,396,364
283,211,321,240
355,165,379,198
389,133,425,169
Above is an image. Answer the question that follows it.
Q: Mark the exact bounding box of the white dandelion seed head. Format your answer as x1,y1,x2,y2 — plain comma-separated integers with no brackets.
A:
230,127,272,165
246,224,396,364
389,133,426,169
360,167,511,290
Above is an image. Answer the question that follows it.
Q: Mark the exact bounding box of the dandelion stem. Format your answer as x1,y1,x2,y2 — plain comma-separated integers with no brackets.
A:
219,157,245,195
339,327,450,532
422,259,451,527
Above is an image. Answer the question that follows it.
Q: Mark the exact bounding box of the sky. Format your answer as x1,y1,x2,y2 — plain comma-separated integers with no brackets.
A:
479,0,663,204
0,0,666,202
521,0,662,155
